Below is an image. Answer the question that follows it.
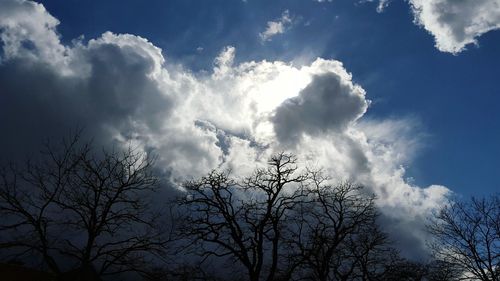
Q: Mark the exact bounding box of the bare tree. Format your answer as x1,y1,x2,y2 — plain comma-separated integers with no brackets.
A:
344,220,399,281
0,134,169,277
177,153,307,281
380,258,462,281
287,171,385,281
428,195,500,281
0,135,83,274
426,260,464,281
382,259,428,281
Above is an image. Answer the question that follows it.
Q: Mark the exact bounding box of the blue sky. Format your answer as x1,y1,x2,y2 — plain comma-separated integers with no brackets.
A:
0,0,499,257
35,0,500,196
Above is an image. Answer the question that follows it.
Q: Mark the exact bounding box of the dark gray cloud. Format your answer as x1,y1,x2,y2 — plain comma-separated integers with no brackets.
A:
0,42,171,162
272,73,367,145
83,43,171,132
0,58,83,160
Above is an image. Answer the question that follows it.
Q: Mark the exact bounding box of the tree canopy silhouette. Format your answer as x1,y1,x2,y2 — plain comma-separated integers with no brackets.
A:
428,195,500,281
0,134,169,277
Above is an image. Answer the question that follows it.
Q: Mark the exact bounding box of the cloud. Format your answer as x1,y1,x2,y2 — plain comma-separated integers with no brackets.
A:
259,10,293,42
272,69,368,145
375,0,500,54
0,0,450,258
0,0,66,64
375,0,391,13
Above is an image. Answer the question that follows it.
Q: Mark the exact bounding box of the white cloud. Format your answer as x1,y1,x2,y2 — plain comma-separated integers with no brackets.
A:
410,0,500,53
375,0,390,13
0,0,67,65
259,10,293,42
0,0,451,258
376,0,500,54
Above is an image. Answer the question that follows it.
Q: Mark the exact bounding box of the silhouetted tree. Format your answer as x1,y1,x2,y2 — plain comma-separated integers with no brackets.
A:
344,220,399,281
381,258,462,281
0,134,169,278
177,153,307,281
426,260,463,281
382,259,428,281
141,264,225,281
176,154,417,281
0,136,82,274
428,195,499,281
287,170,391,281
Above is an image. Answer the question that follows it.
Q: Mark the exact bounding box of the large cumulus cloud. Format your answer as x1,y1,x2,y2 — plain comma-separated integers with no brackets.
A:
0,0,450,259
374,0,500,54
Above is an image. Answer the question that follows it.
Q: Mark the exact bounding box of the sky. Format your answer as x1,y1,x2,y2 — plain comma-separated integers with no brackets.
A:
0,0,499,259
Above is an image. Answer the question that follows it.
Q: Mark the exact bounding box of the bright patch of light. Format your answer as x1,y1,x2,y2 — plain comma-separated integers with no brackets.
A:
252,66,311,113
